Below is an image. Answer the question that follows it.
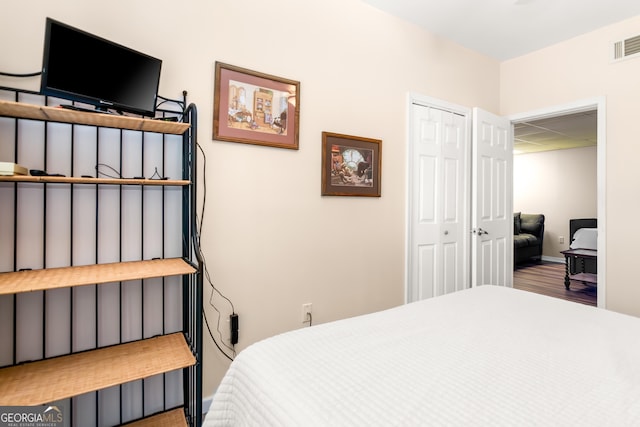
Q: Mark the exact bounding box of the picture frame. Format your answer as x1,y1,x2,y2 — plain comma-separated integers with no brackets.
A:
213,62,300,150
321,132,382,197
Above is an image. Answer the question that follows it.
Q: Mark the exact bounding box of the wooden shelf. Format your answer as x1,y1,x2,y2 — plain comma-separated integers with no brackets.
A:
0,175,189,186
0,258,196,295
121,408,188,427
0,333,195,406
0,100,190,135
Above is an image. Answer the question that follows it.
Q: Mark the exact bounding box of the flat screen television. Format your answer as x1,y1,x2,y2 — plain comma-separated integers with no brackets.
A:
40,18,162,117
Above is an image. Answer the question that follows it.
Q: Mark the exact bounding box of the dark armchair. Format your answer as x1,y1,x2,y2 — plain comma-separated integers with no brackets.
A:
514,213,545,265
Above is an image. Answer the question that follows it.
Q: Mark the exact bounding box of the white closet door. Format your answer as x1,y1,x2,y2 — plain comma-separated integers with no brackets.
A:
407,102,469,302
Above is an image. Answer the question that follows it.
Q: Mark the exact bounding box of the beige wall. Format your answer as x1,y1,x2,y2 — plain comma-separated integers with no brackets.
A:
4,0,640,401
514,146,597,258
0,0,500,397
501,15,640,317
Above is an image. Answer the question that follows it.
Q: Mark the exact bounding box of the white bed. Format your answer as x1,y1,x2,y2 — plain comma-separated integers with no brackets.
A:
205,286,640,426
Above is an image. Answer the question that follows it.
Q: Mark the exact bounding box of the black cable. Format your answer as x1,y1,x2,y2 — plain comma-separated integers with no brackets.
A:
155,94,185,121
149,167,167,180
194,142,234,311
95,162,155,180
198,242,236,359
193,140,237,358
203,309,234,362
195,142,234,309
0,70,42,77
95,163,122,179
203,257,235,354
196,142,206,234
156,94,185,107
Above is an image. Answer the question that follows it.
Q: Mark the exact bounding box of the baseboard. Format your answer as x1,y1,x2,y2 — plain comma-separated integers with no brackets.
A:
203,394,213,415
542,255,564,264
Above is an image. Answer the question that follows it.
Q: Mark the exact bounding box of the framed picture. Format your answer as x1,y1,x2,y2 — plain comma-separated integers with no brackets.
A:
321,132,382,197
213,62,300,150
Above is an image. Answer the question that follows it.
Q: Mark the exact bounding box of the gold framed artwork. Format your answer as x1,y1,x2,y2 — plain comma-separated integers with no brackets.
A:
321,132,382,197
213,62,300,150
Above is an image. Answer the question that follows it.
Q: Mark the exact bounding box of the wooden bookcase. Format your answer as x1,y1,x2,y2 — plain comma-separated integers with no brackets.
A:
253,89,272,126
0,92,202,426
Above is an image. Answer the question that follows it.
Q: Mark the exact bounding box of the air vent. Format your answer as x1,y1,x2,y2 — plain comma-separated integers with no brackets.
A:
613,34,640,61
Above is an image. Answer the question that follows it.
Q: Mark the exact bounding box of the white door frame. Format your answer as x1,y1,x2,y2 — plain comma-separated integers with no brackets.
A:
405,92,471,303
508,96,606,309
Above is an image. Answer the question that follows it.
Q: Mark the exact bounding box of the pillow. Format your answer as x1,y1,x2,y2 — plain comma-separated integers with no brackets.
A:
513,212,521,235
570,228,597,250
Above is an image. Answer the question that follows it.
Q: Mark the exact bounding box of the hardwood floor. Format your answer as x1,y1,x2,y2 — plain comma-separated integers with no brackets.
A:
513,261,597,307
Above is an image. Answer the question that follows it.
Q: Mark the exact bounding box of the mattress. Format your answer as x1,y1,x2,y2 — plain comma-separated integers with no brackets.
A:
205,286,640,426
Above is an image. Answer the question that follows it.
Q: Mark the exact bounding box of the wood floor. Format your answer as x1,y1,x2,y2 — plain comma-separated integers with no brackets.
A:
513,261,597,307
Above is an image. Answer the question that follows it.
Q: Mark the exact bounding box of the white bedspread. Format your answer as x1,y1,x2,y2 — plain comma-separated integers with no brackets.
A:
205,286,640,426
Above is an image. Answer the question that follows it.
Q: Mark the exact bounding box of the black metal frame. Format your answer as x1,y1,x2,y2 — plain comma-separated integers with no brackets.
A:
0,86,203,426
182,101,204,427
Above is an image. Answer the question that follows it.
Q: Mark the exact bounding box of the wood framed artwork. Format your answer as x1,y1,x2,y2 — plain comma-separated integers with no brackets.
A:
321,132,382,197
213,62,300,150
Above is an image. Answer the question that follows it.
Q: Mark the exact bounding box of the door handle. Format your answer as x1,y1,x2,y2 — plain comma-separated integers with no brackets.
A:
472,228,489,235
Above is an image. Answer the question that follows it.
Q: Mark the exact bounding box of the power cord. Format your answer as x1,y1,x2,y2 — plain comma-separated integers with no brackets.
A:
95,163,123,179
155,93,186,122
149,167,168,180
93,137,238,360
194,140,237,361
203,309,234,362
94,163,167,180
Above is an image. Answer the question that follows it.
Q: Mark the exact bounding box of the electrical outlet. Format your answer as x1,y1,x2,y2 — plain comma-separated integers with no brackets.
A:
559,236,565,244
301,303,312,323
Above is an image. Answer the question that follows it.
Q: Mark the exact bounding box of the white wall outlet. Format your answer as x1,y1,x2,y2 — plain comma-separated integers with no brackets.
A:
301,303,312,323
559,236,565,244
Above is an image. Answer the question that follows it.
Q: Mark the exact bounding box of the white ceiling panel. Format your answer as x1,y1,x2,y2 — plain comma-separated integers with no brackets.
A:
361,0,640,60
513,111,597,154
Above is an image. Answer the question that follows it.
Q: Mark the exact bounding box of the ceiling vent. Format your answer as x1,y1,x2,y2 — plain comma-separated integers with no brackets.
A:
613,34,640,61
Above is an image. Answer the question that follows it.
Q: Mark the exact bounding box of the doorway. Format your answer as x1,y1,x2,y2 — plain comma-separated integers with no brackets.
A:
406,95,605,308
508,97,606,308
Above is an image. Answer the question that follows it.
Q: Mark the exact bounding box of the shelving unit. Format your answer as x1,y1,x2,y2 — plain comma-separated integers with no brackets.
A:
122,408,188,427
123,408,188,427
0,175,190,186
0,333,195,405
0,89,202,426
0,99,190,134
0,258,196,295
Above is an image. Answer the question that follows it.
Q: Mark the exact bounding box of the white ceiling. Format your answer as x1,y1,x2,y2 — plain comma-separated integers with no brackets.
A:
361,0,629,153
361,0,640,61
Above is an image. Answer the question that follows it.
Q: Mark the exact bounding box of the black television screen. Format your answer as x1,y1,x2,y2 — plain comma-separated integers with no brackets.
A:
40,18,162,117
